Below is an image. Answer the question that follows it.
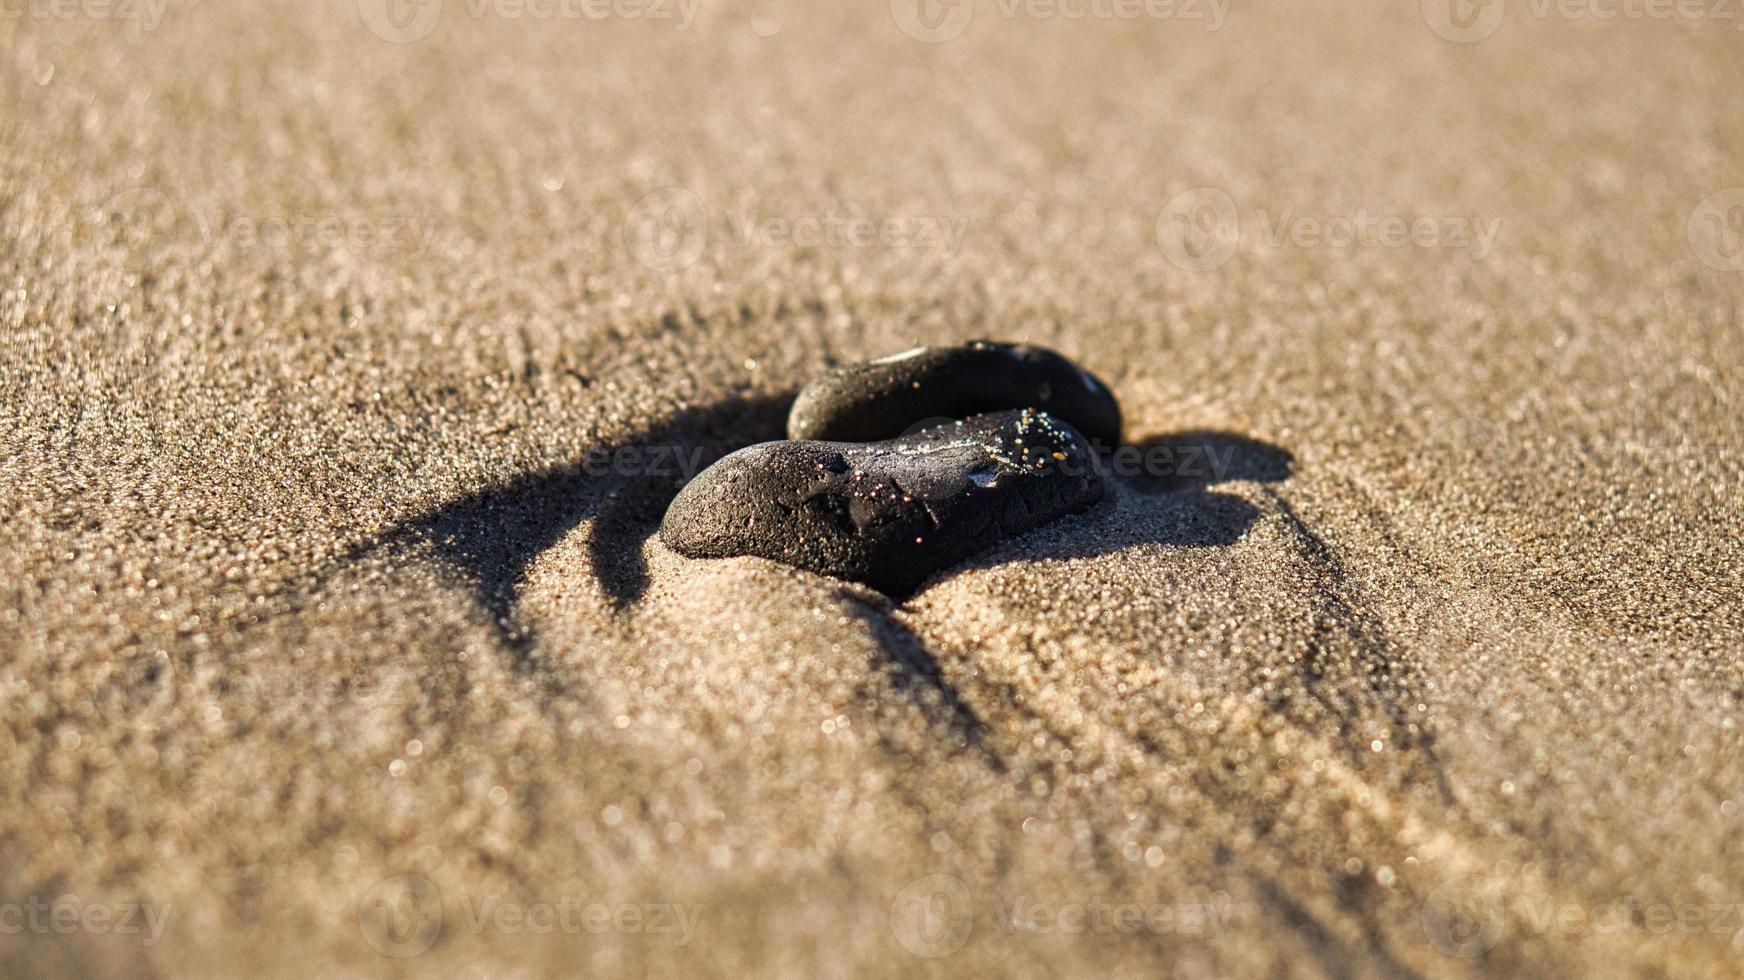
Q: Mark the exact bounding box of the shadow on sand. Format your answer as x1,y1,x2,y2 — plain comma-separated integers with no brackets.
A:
348,405,1328,759
995,429,1296,564
348,390,793,653
360,406,1299,632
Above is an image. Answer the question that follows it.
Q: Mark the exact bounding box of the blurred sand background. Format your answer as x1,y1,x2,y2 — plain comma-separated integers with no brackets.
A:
3,0,1743,975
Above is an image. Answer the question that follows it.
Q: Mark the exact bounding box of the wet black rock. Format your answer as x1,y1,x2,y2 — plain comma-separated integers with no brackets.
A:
786,340,1122,448
660,409,1104,594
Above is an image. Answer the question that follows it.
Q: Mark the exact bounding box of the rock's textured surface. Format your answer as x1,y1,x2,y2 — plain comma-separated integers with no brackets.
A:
786,341,1123,448
662,410,1104,593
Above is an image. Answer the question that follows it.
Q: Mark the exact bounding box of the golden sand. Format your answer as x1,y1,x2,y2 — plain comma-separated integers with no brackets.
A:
2,1,1741,975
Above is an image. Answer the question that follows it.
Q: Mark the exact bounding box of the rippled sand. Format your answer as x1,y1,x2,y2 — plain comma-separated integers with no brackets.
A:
3,1,1742,975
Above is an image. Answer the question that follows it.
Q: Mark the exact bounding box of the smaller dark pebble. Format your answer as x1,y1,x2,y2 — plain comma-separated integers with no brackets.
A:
660,409,1104,594
786,340,1122,449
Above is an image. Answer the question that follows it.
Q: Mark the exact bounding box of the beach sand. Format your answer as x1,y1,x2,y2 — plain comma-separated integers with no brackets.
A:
2,1,1742,975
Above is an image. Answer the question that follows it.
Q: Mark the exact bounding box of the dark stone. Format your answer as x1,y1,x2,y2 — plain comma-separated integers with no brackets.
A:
660,410,1105,594
786,340,1123,448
